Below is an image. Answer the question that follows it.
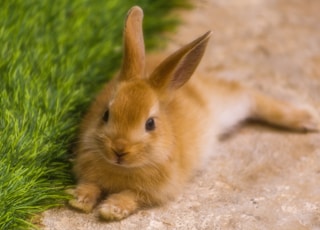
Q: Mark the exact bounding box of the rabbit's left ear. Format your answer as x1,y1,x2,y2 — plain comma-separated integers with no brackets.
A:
149,31,212,92
119,6,145,81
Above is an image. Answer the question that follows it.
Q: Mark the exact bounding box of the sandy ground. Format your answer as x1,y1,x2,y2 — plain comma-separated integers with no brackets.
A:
42,0,320,229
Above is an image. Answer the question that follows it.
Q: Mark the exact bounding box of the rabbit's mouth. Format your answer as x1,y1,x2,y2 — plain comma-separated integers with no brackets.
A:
100,151,138,169
114,155,128,166
103,154,126,166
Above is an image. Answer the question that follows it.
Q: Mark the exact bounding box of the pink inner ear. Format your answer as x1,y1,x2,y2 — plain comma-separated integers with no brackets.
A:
148,31,212,92
171,43,207,89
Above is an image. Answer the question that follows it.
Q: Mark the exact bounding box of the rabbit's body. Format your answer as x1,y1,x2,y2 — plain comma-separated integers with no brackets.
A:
69,6,320,220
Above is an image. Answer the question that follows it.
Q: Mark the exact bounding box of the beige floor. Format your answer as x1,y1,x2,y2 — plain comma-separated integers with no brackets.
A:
42,0,320,229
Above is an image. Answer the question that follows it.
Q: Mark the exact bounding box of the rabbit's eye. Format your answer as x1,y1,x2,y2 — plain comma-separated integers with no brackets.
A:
145,117,155,131
103,109,109,122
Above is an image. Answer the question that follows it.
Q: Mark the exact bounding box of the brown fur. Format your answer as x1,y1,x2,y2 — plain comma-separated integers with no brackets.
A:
69,6,320,221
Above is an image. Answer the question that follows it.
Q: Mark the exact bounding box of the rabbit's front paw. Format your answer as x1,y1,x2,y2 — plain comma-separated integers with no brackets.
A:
99,203,130,220
68,183,101,213
98,191,138,221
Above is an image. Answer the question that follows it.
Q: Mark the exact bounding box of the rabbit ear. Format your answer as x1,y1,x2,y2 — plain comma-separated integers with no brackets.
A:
149,31,212,92
119,6,145,81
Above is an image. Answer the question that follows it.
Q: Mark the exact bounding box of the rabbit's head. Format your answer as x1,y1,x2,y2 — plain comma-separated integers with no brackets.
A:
82,6,211,169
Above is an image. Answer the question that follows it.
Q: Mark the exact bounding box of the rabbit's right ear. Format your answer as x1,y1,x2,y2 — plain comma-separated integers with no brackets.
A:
119,6,145,81
149,31,212,93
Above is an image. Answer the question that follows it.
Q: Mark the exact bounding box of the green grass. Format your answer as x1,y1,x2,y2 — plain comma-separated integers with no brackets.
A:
0,0,188,229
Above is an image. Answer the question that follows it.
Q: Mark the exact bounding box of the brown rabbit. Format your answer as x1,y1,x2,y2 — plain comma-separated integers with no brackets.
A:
68,6,320,221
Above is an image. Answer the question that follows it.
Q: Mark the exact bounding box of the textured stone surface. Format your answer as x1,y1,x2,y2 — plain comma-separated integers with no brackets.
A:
42,0,320,229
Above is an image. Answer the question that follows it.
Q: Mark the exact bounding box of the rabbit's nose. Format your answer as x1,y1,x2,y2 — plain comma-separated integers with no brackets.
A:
112,149,127,158
112,139,128,157
113,138,127,149
111,147,128,164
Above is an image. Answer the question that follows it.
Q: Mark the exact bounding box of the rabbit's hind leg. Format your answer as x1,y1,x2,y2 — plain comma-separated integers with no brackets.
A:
250,91,320,132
